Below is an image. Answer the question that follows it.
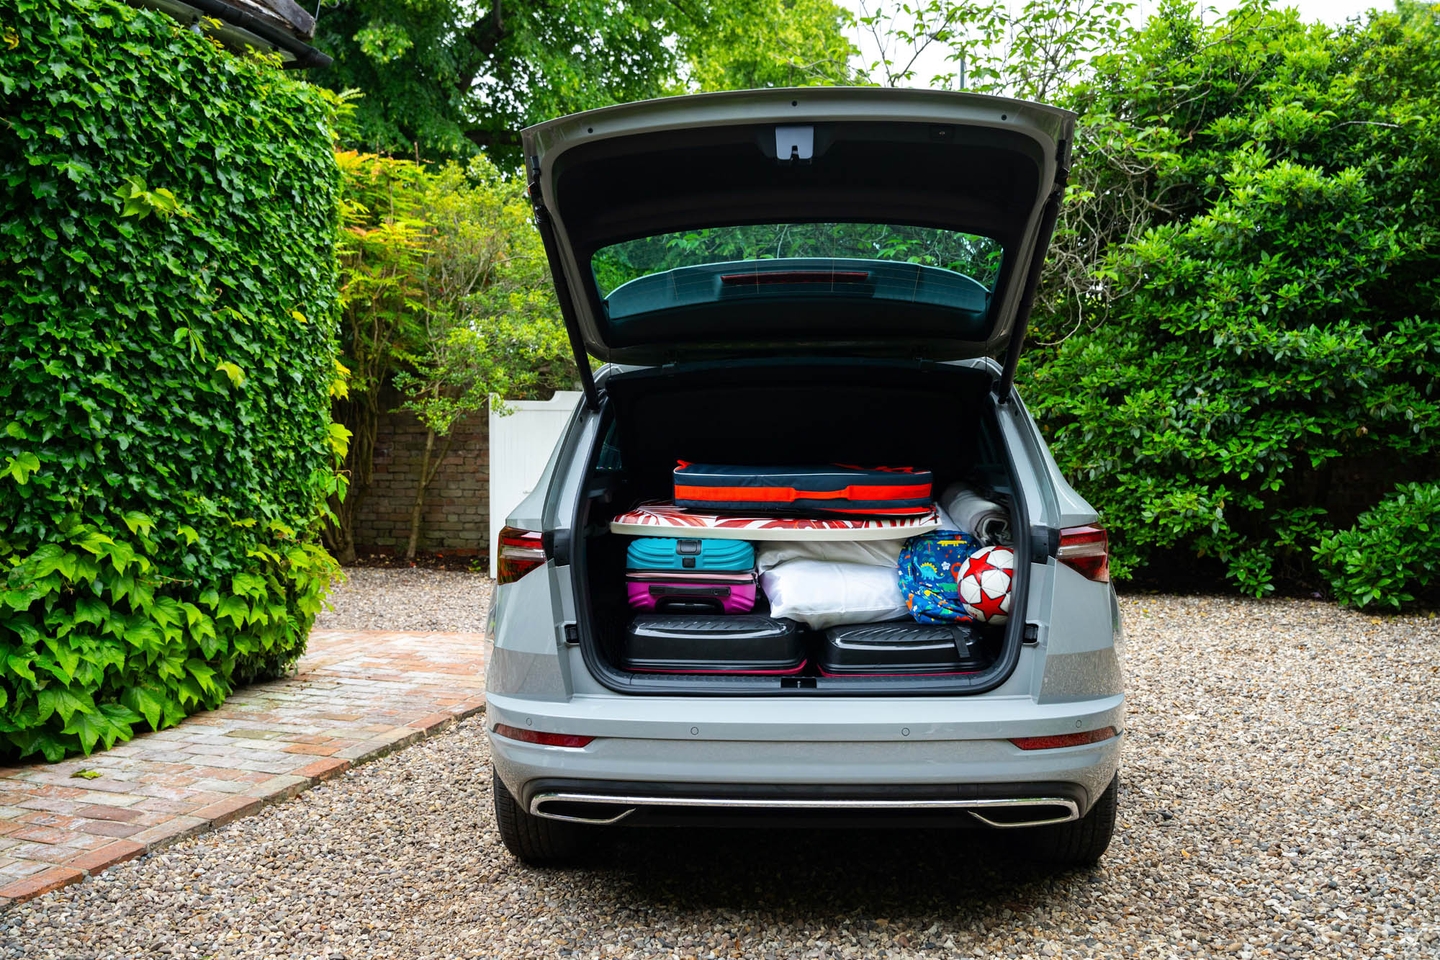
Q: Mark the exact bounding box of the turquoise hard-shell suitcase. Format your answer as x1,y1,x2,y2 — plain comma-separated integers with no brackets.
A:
625,537,755,572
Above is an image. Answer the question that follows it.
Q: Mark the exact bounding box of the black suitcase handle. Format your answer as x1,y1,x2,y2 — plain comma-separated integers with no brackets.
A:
650,584,731,613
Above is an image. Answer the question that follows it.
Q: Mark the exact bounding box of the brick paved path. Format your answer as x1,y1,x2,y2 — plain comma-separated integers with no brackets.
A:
0,629,488,908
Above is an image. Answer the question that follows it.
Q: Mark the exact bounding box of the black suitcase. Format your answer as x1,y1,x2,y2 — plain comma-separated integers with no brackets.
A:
819,622,985,676
623,614,806,674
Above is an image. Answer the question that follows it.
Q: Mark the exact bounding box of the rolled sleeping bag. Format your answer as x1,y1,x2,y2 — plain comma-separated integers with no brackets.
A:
940,483,1011,545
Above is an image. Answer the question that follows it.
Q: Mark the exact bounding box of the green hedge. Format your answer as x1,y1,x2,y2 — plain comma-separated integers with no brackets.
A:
1315,482,1440,609
0,0,342,759
1024,4,1440,599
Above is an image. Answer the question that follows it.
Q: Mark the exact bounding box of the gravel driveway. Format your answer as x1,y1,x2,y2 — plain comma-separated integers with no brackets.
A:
314,568,493,633
6,595,1438,958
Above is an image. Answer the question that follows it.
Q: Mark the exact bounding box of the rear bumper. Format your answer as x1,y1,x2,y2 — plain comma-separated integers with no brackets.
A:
486,691,1123,822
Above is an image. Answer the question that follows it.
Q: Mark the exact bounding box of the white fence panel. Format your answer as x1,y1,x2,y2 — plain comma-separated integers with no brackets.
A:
488,392,582,578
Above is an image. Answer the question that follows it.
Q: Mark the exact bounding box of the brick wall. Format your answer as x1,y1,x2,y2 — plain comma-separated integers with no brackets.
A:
353,396,490,557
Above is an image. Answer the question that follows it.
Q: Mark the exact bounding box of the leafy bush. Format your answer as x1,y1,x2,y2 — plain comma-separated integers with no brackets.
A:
1315,483,1440,609
390,156,575,558
0,0,342,759
325,152,575,562
1023,1,1440,594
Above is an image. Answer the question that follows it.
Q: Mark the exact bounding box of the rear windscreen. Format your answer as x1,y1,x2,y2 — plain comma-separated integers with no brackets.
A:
592,222,1003,301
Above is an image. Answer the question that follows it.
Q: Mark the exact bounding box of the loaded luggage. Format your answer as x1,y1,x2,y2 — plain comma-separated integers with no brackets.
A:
612,472,1012,679
625,537,756,613
673,462,933,517
898,530,981,623
818,622,987,676
622,614,806,674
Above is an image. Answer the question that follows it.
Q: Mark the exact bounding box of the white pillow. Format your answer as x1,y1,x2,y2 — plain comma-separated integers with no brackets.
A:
760,560,909,630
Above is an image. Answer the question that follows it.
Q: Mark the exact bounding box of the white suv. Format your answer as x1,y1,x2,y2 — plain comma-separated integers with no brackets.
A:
486,87,1124,868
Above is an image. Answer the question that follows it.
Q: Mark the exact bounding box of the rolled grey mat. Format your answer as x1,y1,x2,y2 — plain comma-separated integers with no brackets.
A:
940,483,1011,545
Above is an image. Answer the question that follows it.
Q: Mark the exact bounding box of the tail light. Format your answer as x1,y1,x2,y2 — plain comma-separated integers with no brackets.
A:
1057,524,1109,582
1010,726,1119,750
496,526,546,584
492,723,594,748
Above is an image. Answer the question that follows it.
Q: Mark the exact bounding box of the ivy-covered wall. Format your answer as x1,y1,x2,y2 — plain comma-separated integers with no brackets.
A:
0,0,342,759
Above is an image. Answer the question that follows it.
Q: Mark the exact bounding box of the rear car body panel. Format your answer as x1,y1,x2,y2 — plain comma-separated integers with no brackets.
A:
486,363,1124,817
488,89,1116,831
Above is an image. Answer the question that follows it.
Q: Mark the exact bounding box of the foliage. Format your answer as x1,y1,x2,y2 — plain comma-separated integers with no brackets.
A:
400,158,572,437
0,0,342,759
855,0,1132,98
392,158,574,557
1021,1,1440,594
683,0,858,92
324,153,575,559
324,151,429,563
1314,483,1440,609
309,0,856,162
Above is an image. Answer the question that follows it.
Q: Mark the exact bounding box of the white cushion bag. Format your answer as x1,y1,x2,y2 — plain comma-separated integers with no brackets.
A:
759,560,909,630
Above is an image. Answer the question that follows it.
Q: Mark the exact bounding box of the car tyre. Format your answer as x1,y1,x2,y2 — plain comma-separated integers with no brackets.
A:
492,770,591,865
1023,774,1118,868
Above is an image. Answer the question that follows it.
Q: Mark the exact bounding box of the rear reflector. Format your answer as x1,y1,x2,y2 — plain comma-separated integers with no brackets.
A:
1056,524,1110,582
496,526,546,584
1010,726,1119,751
492,723,594,748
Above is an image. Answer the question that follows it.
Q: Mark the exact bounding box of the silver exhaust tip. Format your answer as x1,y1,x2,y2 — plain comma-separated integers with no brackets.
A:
530,797,637,825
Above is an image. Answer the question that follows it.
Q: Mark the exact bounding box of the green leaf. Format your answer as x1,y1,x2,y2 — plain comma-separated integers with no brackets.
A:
40,637,80,684
100,539,137,572
215,594,249,627
175,676,205,707
120,511,155,537
62,708,131,755
27,544,76,580
74,529,115,556
155,651,187,682
231,572,266,598
73,595,109,627
192,613,222,658
214,361,245,387
186,658,223,697
121,685,167,731
99,701,142,726
6,654,37,684
121,620,161,650
37,686,94,725
1,452,40,484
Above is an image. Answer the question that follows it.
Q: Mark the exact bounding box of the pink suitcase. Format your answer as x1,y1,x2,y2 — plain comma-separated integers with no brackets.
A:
624,571,757,614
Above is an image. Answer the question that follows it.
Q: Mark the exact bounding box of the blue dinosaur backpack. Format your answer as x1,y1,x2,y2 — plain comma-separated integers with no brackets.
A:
898,530,981,623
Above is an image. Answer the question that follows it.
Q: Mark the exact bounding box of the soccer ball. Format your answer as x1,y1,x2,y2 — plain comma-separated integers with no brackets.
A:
955,545,1014,624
